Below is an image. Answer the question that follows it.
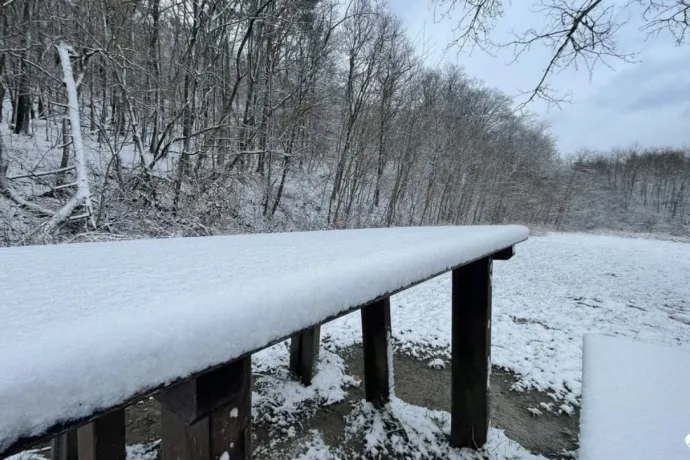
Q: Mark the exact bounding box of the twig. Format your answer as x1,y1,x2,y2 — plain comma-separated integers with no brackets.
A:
8,165,75,180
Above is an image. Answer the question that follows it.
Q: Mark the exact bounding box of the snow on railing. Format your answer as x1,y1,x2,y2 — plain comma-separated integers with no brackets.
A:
0,225,528,460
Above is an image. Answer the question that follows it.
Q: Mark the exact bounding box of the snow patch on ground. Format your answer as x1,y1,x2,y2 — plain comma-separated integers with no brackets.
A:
293,431,341,459
252,342,359,431
126,441,161,460
8,441,161,460
4,448,49,460
427,358,446,369
345,398,546,459
527,407,543,417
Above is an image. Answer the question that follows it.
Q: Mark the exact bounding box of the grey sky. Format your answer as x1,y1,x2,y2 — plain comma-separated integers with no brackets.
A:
389,0,690,155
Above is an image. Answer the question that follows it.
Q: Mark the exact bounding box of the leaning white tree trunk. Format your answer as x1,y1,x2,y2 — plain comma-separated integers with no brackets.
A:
44,44,95,234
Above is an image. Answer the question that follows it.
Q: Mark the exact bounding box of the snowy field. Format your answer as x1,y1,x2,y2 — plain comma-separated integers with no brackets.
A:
9,232,690,459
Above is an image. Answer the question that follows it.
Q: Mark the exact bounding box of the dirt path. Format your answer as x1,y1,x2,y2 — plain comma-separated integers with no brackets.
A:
122,345,578,459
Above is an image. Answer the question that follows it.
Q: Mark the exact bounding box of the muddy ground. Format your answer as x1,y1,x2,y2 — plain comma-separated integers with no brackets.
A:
122,345,578,459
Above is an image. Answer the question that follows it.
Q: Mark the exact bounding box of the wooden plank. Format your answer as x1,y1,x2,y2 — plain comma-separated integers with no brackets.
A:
51,430,78,460
160,407,210,460
76,409,125,460
492,246,515,260
289,326,321,385
159,356,252,460
451,256,493,449
360,297,392,407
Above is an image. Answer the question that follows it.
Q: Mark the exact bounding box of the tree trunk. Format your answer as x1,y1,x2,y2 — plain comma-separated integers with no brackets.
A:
0,132,8,192
0,52,6,124
173,1,201,211
14,0,32,134
44,44,96,234
148,0,161,156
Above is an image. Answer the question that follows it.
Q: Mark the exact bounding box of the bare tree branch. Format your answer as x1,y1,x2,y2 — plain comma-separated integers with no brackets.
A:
640,0,690,43
437,0,641,106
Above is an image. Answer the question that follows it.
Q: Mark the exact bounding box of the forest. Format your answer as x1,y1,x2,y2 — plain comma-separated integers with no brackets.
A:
0,0,688,245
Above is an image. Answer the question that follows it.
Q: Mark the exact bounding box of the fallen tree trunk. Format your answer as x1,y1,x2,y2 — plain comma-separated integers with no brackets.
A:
43,44,96,234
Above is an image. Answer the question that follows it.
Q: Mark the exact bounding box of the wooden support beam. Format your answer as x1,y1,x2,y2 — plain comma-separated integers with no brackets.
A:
77,409,125,460
361,297,392,407
451,257,492,449
157,356,252,460
289,325,321,386
492,246,515,261
156,356,249,425
51,430,78,460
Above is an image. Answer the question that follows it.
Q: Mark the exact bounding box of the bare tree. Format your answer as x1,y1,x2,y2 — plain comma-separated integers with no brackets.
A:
1,0,686,245
433,0,690,105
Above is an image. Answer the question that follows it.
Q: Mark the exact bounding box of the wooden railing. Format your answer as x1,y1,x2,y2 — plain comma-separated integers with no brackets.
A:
0,229,524,460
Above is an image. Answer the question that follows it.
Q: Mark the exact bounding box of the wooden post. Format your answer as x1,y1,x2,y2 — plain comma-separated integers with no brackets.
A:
51,430,78,460
156,356,252,460
451,256,492,449
360,296,392,407
290,326,321,386
77,409,126,460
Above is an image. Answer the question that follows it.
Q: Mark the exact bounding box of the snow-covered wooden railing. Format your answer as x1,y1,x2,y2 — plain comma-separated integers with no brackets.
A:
0,226,528,460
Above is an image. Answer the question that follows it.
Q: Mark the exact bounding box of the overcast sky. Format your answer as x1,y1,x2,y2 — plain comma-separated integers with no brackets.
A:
389,0,690,155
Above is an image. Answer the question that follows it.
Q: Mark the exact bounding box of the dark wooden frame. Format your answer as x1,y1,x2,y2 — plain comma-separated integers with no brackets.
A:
361,297,392,407
51,431,78,460
156,357,252,460
451,257,493,448
1,246,517,459
289,326,321,386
